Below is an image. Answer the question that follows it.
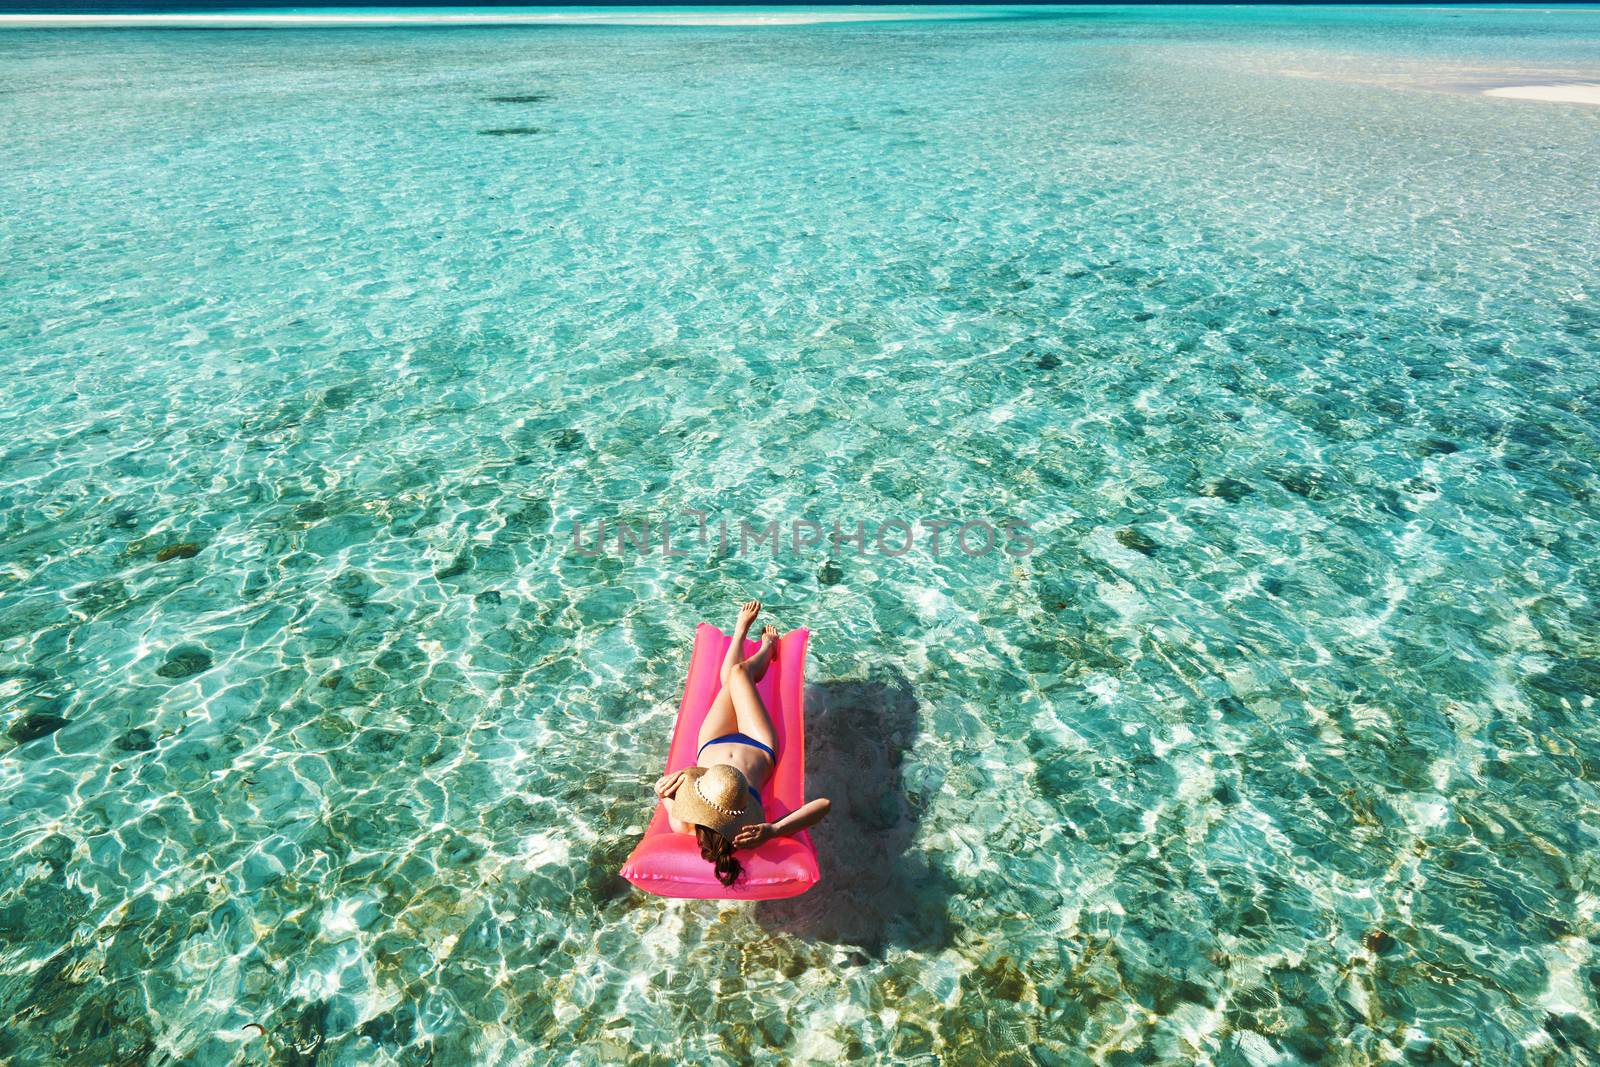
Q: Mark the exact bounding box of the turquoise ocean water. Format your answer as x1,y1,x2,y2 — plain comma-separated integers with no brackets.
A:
3,5,1600,1064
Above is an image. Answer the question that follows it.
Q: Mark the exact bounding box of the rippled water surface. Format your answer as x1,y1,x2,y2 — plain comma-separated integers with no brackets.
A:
4,6,1600,1065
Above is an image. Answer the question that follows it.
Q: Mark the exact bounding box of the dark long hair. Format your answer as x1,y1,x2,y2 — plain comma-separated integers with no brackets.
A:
695,825,742,887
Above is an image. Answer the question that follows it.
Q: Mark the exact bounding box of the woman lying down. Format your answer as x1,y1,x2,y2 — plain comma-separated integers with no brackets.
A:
652,600,831,886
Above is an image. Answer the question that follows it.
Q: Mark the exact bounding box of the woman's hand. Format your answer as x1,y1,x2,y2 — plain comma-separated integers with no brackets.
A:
653,770,689,799
732,823,775,850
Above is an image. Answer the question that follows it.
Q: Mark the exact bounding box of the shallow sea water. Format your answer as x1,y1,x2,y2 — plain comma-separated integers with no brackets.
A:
3,5,1600,1065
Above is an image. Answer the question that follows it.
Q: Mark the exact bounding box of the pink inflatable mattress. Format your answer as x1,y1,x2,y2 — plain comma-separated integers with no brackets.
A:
620,623,820,900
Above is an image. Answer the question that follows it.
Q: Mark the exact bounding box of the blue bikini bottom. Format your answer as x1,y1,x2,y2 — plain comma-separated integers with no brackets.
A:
699,731,776,762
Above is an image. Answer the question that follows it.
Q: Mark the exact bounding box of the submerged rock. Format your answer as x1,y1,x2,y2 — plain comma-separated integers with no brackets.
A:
818,559,843,586
156,646,212,679
1115,528,1159,556
1545,1012,1600,1054
1034,352,1062,370
357,1004,417,1048
1269,467,1337,501
1199,477,1254,502
438,833,483,867
9,713,68,745
1363,929,1397,955
116,728,157,752
971,954,1030,1002
319,384,357,410
891,1023,935,1057
478,127,545,137
488,93,553,103
155,542,201,562
70,579,129,616
549,428,585,452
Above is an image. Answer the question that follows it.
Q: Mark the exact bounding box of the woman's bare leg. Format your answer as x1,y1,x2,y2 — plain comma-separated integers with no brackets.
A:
700,601,774,751
697,687,740,751
740,625,778,684
721,600,761,685
723,660,778,753
698,628,776,750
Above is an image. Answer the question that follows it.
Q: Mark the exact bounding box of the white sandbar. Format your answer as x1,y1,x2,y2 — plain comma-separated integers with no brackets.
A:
1482,83,1600,105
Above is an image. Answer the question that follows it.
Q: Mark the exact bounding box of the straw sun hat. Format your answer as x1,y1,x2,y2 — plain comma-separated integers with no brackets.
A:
672,765,763,837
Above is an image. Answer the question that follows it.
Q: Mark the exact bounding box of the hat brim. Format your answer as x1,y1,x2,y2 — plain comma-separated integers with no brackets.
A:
670,767,762,838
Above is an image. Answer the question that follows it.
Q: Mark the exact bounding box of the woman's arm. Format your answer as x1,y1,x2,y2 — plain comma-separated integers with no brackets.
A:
774,797,830,837
732,797,830,849
654,770,692,834
664,799,690,835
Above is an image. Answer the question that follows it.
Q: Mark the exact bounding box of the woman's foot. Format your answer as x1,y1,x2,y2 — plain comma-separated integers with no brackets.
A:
723,599,762,684
734,599,761,637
